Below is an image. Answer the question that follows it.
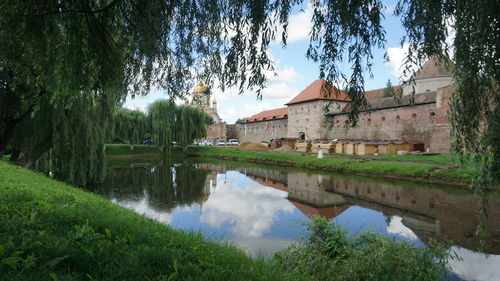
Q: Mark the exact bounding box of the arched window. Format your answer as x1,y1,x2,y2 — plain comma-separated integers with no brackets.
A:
298,132,305,140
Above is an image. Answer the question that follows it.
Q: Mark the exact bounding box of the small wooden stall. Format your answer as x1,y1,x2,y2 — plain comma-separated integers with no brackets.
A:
345,140,357,155
377,141,398,154
333,139,349,154
393,140,409,152
407,140,425,152
295,141,312,153
315,142,335,154
270,138,283,148
356,141,379,155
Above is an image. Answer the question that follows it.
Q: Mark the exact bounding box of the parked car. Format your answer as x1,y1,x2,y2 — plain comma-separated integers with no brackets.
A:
261,140,270,147
228,139,239,145
216,140,226,146
199,141,213,146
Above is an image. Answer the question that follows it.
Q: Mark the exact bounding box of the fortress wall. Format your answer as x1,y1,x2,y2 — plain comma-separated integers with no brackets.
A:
326,90,452,153
234,119,288,143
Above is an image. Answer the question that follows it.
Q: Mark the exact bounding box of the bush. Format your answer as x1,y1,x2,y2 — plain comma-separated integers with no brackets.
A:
274,217,451,281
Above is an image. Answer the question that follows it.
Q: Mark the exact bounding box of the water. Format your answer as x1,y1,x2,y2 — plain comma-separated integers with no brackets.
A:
88,158,500,281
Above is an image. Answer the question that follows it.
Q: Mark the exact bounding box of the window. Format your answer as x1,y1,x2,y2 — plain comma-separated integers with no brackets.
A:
429,112,436,117
367,118,371,124
396,115,400,121
381,116,386,121
412,113,417,119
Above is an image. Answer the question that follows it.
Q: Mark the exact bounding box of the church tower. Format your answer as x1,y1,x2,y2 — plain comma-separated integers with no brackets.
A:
190,82,222,124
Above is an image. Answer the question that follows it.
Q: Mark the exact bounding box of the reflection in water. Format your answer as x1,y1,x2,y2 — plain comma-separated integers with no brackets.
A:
90,160,500,281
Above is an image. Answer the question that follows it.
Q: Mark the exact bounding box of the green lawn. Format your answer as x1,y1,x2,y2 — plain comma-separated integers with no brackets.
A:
187,147,461,182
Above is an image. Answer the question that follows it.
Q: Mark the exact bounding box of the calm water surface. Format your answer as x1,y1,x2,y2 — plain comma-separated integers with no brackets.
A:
88,158,500,281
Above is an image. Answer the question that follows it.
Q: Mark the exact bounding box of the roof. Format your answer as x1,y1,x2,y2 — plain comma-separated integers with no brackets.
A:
289,200,351,220
364,86,403,100
245,107,288,123
335,91,437,115
286,79,351,105
411,56,453,80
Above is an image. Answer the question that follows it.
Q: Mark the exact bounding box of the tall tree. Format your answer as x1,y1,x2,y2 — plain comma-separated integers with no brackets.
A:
1,1,498,194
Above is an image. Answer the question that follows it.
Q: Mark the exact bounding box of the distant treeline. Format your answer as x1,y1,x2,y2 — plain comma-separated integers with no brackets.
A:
112,101,212,149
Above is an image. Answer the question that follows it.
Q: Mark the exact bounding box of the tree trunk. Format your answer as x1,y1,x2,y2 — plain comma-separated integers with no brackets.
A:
16,136,53,168
0,120,19,158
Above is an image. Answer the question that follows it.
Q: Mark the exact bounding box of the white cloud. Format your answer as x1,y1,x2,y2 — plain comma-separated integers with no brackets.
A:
200,173,295,238
386,43,415,80
386,216,418,240
275,7,313,43
113,197,174,225
448,246,500,281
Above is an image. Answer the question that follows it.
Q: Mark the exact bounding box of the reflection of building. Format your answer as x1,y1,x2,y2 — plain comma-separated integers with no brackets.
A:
240,166,500,254
233,57,455,152
189,83,227,141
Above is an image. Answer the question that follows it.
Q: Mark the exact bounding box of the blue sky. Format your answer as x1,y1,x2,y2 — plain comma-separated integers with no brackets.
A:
125,1,413,123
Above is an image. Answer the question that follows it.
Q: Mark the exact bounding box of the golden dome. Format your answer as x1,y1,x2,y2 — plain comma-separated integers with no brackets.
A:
192,82,209,94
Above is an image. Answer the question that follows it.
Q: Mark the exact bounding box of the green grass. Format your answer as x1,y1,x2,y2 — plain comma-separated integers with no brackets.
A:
187,147,445,180
104,144,165,157
333,153,464,165
275,217,451,281
0,161,308,281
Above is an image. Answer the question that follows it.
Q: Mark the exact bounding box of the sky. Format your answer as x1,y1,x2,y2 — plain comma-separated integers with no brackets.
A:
124,1,413,124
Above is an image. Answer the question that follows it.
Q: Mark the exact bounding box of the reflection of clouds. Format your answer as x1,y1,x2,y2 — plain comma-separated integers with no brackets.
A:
386,216,418,240
111,197,174,225
233,237,295,258
200,175,295,238
449,246,500,281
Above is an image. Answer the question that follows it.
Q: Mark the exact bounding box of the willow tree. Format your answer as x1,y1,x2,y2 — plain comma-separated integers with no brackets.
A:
174,106,209,149
1,1,498,194
112,109,150,146
147,100,209,152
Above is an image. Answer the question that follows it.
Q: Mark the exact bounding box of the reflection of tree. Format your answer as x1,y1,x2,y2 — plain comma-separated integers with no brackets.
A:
91,160,210,213
174,164,211,206
383,212,392,225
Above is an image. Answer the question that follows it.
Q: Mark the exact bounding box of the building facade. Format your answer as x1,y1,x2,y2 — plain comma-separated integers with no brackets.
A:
234,57,454,152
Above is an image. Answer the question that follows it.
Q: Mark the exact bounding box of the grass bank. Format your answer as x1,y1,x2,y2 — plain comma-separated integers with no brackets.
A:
187,147,476,187
0,161,307,281
105,144,166,158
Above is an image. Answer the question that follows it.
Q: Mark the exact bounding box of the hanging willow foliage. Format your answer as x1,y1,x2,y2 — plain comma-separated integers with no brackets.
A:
112,109,150,145
148,100,209,152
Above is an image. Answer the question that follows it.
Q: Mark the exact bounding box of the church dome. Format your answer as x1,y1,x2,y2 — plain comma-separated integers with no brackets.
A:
192,82,209,94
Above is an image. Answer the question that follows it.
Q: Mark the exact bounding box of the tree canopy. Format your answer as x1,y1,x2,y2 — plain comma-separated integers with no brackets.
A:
1,0,498,192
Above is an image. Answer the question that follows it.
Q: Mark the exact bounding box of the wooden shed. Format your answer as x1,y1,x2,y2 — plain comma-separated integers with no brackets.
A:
407,140,425,152
345,141,357,155
356,141,378,155
295,141,312,153
377,141,398,154
316,142,335,154
333,140,350,154
393,140,409,152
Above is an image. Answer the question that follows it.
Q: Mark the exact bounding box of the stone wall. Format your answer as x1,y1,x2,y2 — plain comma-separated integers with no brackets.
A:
325,87,453,153
205,123,227,141
287,100,348,140
234,118,288,143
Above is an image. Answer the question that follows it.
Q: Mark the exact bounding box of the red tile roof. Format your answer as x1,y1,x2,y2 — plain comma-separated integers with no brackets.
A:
364,86,403,100
245,107,288,123
286,79,351,105
289,200,351,220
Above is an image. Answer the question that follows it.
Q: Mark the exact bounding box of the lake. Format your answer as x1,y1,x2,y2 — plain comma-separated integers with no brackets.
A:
87,158,500,281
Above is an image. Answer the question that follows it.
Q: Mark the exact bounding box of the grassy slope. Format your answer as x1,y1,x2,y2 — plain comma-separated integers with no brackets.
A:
187,147,475,185
0,161,308,281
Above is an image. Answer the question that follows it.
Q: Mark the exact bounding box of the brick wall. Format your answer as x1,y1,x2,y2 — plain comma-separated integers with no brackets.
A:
325,88,453,153
234,118,288,143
